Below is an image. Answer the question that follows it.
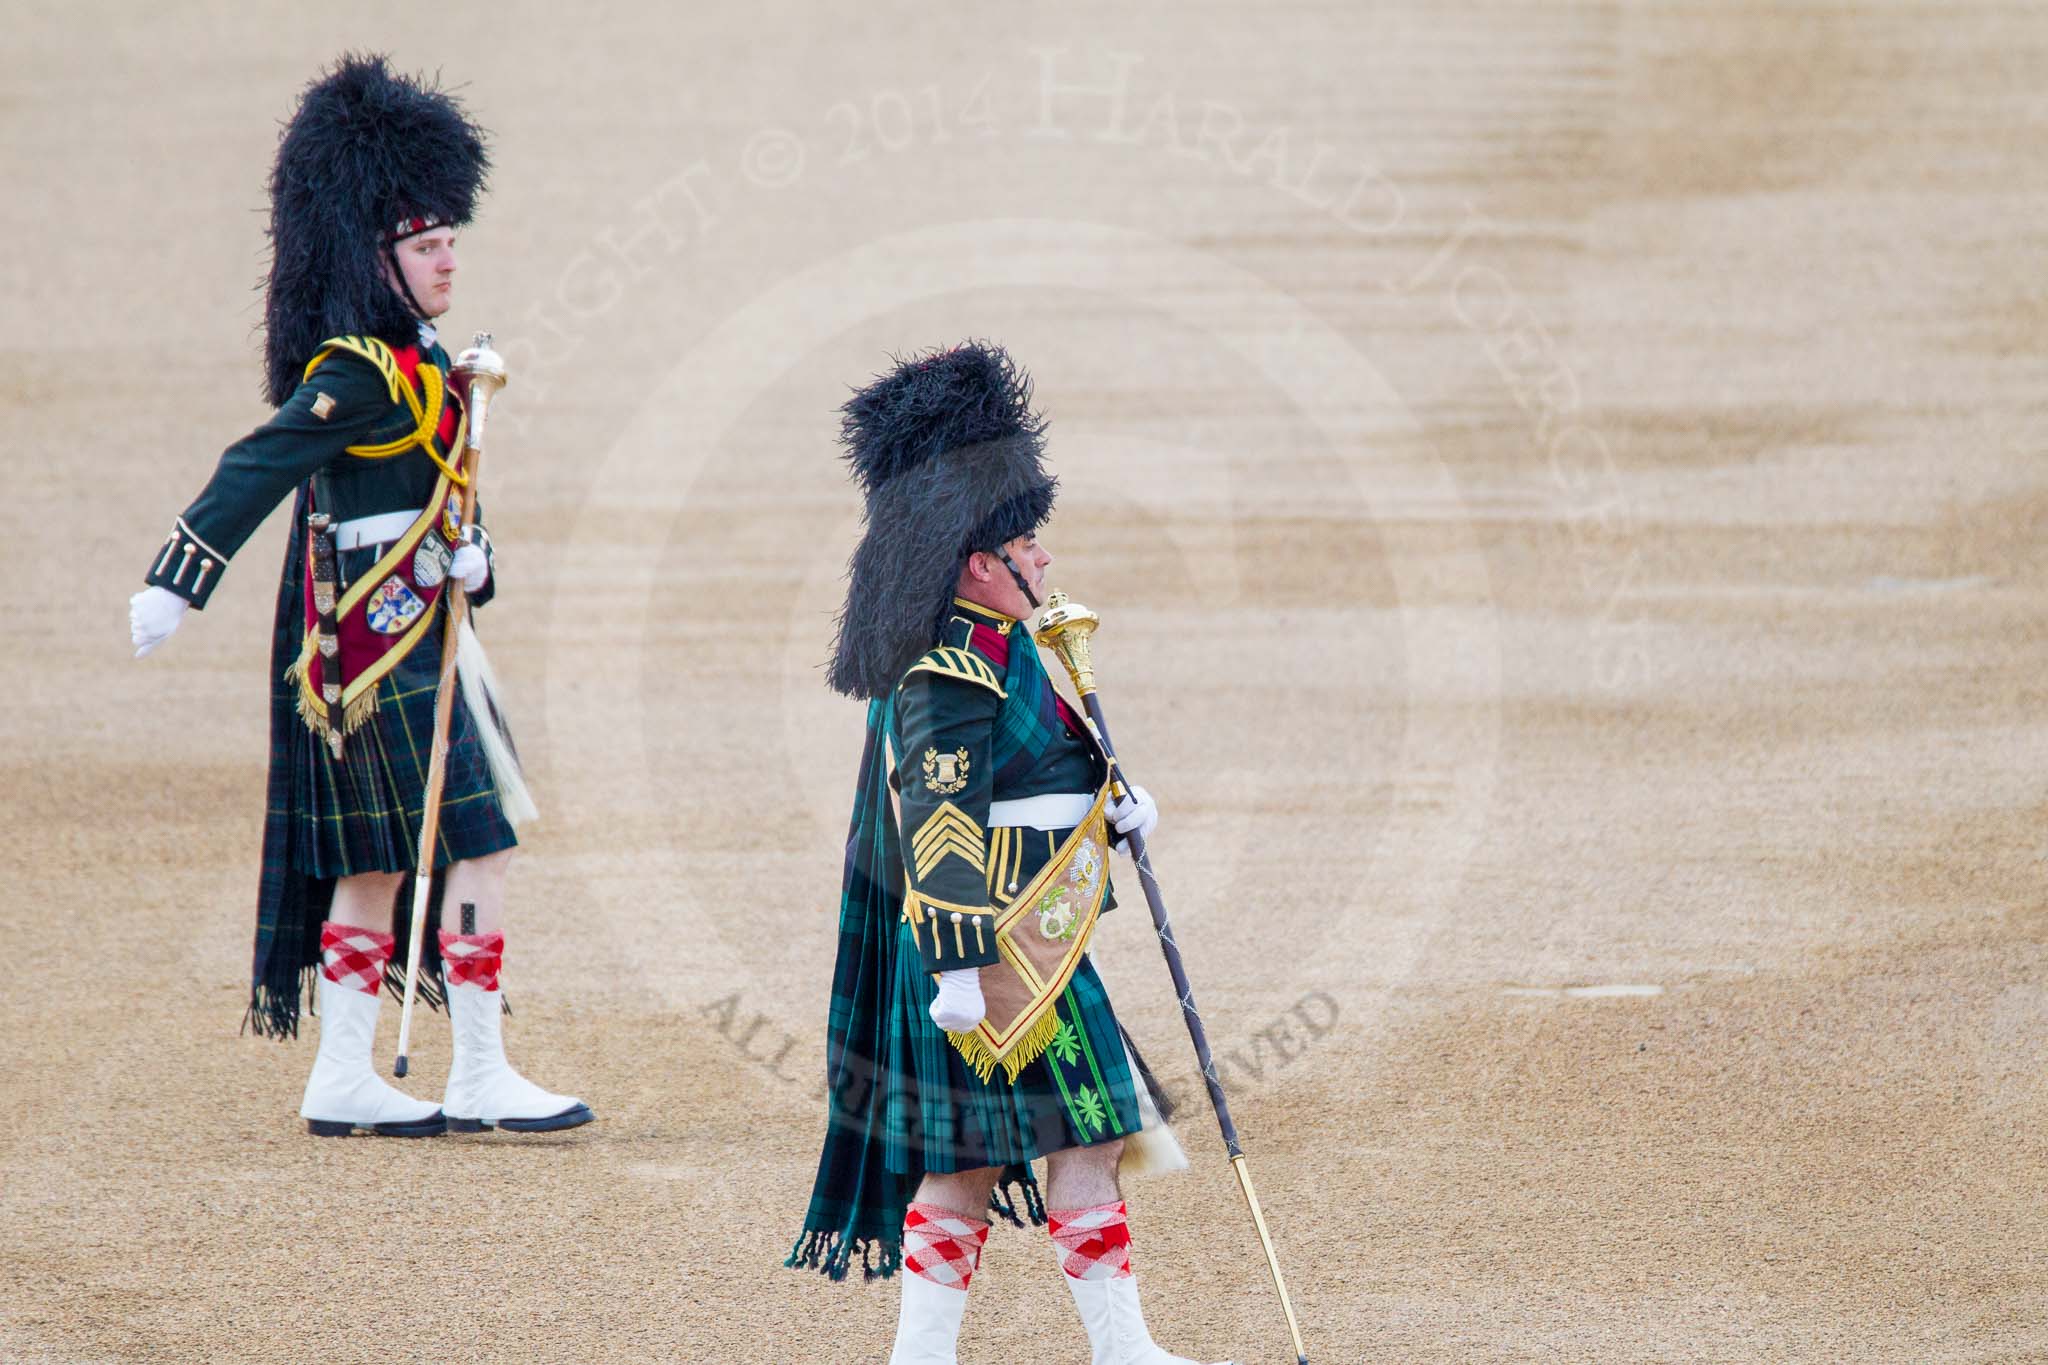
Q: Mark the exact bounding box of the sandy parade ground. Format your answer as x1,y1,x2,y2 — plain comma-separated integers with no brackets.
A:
4,3,2047,1361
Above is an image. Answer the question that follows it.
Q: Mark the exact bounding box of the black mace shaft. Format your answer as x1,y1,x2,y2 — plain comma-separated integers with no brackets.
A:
1035,591,1310,1365
1077,691,1241,1151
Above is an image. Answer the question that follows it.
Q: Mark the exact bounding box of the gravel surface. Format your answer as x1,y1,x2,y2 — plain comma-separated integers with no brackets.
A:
5,4,2045,1361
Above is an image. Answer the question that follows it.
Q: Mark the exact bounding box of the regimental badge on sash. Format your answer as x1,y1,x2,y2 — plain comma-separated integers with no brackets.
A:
366,576,428,635
413,530,452,589
923,746,971,795
440,490,463,541
1034,835,1102,943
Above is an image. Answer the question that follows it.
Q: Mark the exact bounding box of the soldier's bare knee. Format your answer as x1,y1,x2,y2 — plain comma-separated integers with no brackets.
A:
1048,1138,1123,1174
452,848,514,878
1067,1138,1124,1172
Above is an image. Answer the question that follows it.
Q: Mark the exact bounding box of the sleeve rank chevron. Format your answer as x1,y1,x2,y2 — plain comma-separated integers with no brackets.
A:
911,800,988,880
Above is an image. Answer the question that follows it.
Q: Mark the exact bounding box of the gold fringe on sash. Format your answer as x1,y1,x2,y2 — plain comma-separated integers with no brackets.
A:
944,781,1114,1084
286,656,383,738
947,1006,1065,1085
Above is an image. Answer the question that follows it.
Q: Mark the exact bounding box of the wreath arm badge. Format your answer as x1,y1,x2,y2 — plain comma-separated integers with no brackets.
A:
922,746,971,795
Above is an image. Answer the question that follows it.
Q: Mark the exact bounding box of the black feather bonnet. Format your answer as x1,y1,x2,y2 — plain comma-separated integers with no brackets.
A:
262,54,490,405
827,342,1057,699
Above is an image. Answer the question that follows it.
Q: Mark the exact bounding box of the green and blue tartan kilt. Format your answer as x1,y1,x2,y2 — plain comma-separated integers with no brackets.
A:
883,823,1141,1174
284,547,517,879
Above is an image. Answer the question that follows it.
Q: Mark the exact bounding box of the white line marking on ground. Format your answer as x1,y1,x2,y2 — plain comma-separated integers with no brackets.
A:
1865,575,1992,594
1501,984,1664,998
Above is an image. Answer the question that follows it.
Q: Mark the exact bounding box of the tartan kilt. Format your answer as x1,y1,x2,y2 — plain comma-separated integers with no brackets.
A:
883,823,1142,1172
285,547,517,878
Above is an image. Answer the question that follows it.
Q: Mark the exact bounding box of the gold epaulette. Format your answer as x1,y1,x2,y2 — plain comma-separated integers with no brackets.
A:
904,645,1006,697
301,335,466,484
303,335,404,404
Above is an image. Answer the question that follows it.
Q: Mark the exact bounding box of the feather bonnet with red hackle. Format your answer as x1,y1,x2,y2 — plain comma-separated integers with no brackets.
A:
827,342,1058,700
262,53,490,405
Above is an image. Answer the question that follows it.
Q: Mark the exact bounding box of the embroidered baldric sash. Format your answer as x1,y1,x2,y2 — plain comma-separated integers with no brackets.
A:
284,336,469,748
940,778,1116,1083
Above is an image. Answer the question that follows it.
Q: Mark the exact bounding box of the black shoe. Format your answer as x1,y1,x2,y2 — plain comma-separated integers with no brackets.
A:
449,1102,596,1134
306,1111,449,1138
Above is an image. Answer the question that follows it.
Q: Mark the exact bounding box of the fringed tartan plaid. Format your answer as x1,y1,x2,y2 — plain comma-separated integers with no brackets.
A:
247,490,516,1039
787,702,922,1281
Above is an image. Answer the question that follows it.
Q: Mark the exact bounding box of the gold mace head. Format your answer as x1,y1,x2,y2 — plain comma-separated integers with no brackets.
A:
1033,589,1101,695
453,330,508,396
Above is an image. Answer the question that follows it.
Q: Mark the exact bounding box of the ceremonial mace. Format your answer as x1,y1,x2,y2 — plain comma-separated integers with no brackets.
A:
1036,592,1311,1365
394,332,507,1078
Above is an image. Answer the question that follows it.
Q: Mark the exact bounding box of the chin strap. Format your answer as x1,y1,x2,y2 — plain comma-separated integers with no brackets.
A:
996,547,1041,610
387,244,432,322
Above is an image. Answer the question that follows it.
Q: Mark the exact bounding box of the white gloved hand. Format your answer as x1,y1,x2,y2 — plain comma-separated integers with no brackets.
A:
129,586,190,658
1108,783,1159,852
449,542,489,593
929,968,986,1032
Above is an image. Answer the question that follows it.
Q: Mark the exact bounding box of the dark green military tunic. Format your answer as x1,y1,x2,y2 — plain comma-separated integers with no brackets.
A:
146,334,495,612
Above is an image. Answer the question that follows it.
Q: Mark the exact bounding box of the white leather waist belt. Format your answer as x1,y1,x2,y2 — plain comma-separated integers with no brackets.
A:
988,793,1093,830
334,509,425,550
